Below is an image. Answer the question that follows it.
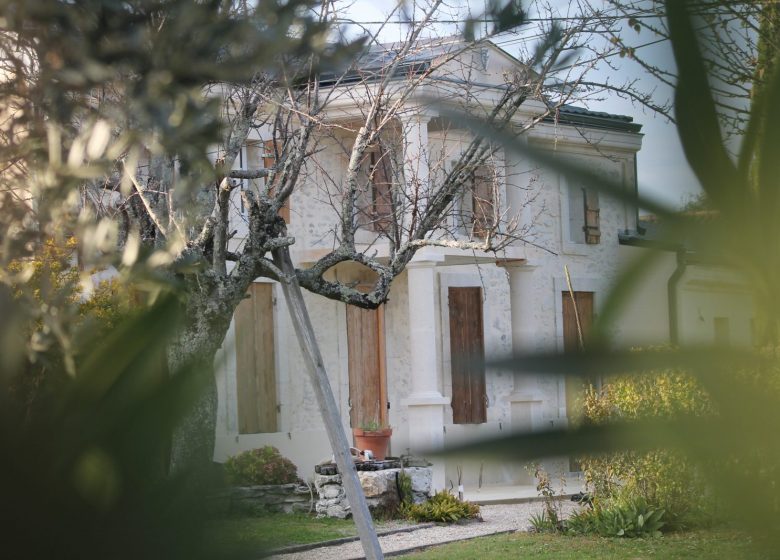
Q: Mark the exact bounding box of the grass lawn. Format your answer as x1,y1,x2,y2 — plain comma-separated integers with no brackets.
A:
207,513,761,559
206,512,358,555
399,530,760,559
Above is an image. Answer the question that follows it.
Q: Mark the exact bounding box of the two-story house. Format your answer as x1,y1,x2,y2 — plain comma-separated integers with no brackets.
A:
212,39,645,491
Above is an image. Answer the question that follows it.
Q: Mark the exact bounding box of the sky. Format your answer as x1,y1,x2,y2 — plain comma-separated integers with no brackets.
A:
336,0,708,210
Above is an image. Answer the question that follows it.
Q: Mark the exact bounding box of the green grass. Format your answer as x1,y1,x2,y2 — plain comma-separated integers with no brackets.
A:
207,514,760,560
399,530,760,559
206,512,358,555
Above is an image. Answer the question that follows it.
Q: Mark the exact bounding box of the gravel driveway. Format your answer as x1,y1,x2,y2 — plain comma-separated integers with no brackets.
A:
268,501,579,560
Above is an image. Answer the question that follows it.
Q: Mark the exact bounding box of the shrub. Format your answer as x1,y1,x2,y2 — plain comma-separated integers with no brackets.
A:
566,497,665,538
224,447,299,486
400,490,480,523
579,367,716,530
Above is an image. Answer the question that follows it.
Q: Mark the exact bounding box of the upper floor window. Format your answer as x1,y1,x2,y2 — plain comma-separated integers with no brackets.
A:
261,140,290,223
456,164,497,239
568,182,600,245
356,147,395,233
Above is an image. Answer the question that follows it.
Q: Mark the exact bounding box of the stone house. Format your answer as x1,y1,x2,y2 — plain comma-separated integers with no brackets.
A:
211,40,751,491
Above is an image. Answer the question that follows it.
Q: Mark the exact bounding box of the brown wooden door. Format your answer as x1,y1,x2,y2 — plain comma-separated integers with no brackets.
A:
346,305,388,429
449,287,487,424
562,291,594,428
235,283,278,434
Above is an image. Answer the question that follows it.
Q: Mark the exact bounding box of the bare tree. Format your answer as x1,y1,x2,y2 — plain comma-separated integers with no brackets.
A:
592,0,779,137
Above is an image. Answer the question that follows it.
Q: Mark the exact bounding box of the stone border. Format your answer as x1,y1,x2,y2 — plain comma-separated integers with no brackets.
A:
262,523,435,557
380,529,517,558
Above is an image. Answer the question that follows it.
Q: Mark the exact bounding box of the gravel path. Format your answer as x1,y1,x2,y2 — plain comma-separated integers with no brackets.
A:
268,501,579,560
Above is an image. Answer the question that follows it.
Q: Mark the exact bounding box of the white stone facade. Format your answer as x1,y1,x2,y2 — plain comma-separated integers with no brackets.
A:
212,43,752,490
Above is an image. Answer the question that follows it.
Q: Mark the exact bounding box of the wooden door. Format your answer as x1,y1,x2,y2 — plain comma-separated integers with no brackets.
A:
449,287,487,424
235,283,278,434
562,291,594,427
346,305,388,429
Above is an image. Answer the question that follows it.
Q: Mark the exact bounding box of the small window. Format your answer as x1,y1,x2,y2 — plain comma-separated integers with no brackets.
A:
369,150,393,233
356,146,395,233
568,183,600,245
471,166,496,238
457,164,496,238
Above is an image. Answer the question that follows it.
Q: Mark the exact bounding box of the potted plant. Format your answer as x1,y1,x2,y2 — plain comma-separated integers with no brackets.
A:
352,420,392,460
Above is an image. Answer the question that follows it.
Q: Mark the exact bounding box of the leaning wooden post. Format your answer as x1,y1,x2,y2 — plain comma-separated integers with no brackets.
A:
272,247,384,560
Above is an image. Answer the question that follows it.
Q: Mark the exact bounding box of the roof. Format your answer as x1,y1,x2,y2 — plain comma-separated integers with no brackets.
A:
548,104,642,133
318,38,642,133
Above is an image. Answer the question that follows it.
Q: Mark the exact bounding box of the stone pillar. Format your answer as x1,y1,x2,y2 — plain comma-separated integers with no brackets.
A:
503,262,543,431
401,261,450,491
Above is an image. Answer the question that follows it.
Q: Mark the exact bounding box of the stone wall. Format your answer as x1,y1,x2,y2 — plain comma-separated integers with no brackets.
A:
216,483,314,514
314,467,432,519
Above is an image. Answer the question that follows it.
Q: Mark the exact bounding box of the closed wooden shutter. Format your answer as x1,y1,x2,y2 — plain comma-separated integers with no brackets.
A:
263,140,290,223
449,287,487,424
583,188,600,244
370,150,393,233
562,290,594,423
471,166,495,238
346,305,388,429
562,290,594,471
235,283,278,434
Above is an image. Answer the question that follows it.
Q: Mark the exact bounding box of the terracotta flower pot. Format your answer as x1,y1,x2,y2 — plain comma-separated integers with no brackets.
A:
352,427,392,460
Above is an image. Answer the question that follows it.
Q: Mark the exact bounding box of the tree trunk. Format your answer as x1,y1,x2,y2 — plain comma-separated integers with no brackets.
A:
168,349,218,476
272,247,384,560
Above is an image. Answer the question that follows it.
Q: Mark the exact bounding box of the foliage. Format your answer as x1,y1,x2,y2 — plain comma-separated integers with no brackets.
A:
398,471,414,507
224,447,299,487
579,368,716,529
528,465,565,533
359,419,390,432
529,510,561,534
442,0,780,554
566,498,665,538
400,490,481,524
0,294,230,559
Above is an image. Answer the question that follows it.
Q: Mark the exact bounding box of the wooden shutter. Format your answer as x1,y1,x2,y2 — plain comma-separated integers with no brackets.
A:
370,150,393,233
583,188,600,244
346,305,388,429
562,290,594,424
562,290,594,471
235,283,278,434
263,140,290,223
449,287,487,424
471,166,495,238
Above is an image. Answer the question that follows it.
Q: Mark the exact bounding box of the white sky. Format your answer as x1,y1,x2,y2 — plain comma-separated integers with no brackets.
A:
335,0,706,210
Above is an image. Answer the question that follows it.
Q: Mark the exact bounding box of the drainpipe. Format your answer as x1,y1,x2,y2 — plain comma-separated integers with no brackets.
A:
667,249,688,345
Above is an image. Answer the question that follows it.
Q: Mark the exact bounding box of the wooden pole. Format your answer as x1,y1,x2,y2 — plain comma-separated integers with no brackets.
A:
564,265,585,351
273,247,384,560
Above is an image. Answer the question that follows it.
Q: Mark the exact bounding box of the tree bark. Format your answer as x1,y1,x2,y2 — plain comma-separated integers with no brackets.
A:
272,247,384,560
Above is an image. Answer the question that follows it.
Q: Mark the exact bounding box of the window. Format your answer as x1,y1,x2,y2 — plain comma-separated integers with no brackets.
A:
471,166,496,238
568,182,600,245
368,150,393,233
457,164,496,238
356,147,395,233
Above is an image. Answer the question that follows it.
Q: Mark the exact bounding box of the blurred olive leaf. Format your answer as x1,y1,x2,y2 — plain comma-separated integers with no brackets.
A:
442,0,780,555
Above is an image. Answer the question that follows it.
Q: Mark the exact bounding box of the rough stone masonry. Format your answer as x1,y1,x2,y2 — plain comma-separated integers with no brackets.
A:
314,467,433,519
